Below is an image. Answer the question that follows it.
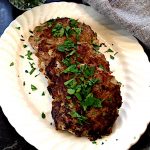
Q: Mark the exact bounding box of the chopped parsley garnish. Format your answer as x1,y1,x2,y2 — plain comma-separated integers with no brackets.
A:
66,96,71,99
42,91,45,96
93,43,100,52
20,55,24,58
23,44,27,48
57,39,76,52
20,39,25,41
80,65,95,78
35,26,42,32
82,93,102,111
99,43,107,47
70,111,87,125
15,27,20,30
35,37,40,42
23,81,25,86
65,26,74,38
29,68,36,75
10,62,14,66
47,19,54,27
41,112,46,119
55,36,104,121
114,52,118,56
28,62,36,75
73,27,82,40
92,141,97,144
25,50,33,60
31,84,37,91
25,70,28,73
67,50,76,57
64,78,76,86
99,64,105,70
105,48,113,53
63,64,79,73
70,18,78,27
67,89,75,95
35,73,40,77
110,55,114,60
75,93,82,101
52,23,65,37
29,30,33,34
87,78,100,86
62,57,71,67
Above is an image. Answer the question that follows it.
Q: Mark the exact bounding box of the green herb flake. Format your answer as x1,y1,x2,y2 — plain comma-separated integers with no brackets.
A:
67,89,75,95
93,44,100,52
99,64,105,70
20,39,25,41
105,48,114,53
10,62,14,66
57,39,75,53
25,50,33,60
75,93,82,101
15,27,20,30
63,64,79,74
47,19,54,27
23,81,25,86
82,93,102,111
25,70,28,73
35,26,42,32
70,111,87,125
41,112,46,119
62,57,71,67
20,55,24,58
67,50,76,57
92,141,97,144
99,43,107,47
80,65,95,78
65,26,74,38
70,18,78,27
29,30,33,34
64,78,75,86
114,52,118,56
29,68,36,75
35,37,40,42
23,44,27,48
35,73,40,77
110,55,114,60
66,96,71,99
31,84,37,91
87,78,100,86
52,23,65,37
42,91,45,96
73,27,82,40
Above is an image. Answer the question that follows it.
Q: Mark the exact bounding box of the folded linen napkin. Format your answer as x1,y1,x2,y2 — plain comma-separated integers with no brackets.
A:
83,0,150,49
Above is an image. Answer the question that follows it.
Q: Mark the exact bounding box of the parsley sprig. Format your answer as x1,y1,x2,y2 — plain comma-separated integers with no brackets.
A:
70,111,87,125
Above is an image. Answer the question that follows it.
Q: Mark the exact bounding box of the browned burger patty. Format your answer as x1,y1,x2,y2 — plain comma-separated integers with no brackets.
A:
29,17,122,140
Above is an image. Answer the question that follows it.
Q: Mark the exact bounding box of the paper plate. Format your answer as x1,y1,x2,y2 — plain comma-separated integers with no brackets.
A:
0,2,150,150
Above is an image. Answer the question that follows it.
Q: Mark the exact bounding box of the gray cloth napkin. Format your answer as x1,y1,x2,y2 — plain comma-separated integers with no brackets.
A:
83,0,150,48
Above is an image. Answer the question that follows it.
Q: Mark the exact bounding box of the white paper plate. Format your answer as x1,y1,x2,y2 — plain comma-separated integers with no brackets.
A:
0,2,150,150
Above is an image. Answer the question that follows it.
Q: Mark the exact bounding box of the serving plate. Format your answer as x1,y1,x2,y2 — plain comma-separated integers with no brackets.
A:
0,2,150,150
